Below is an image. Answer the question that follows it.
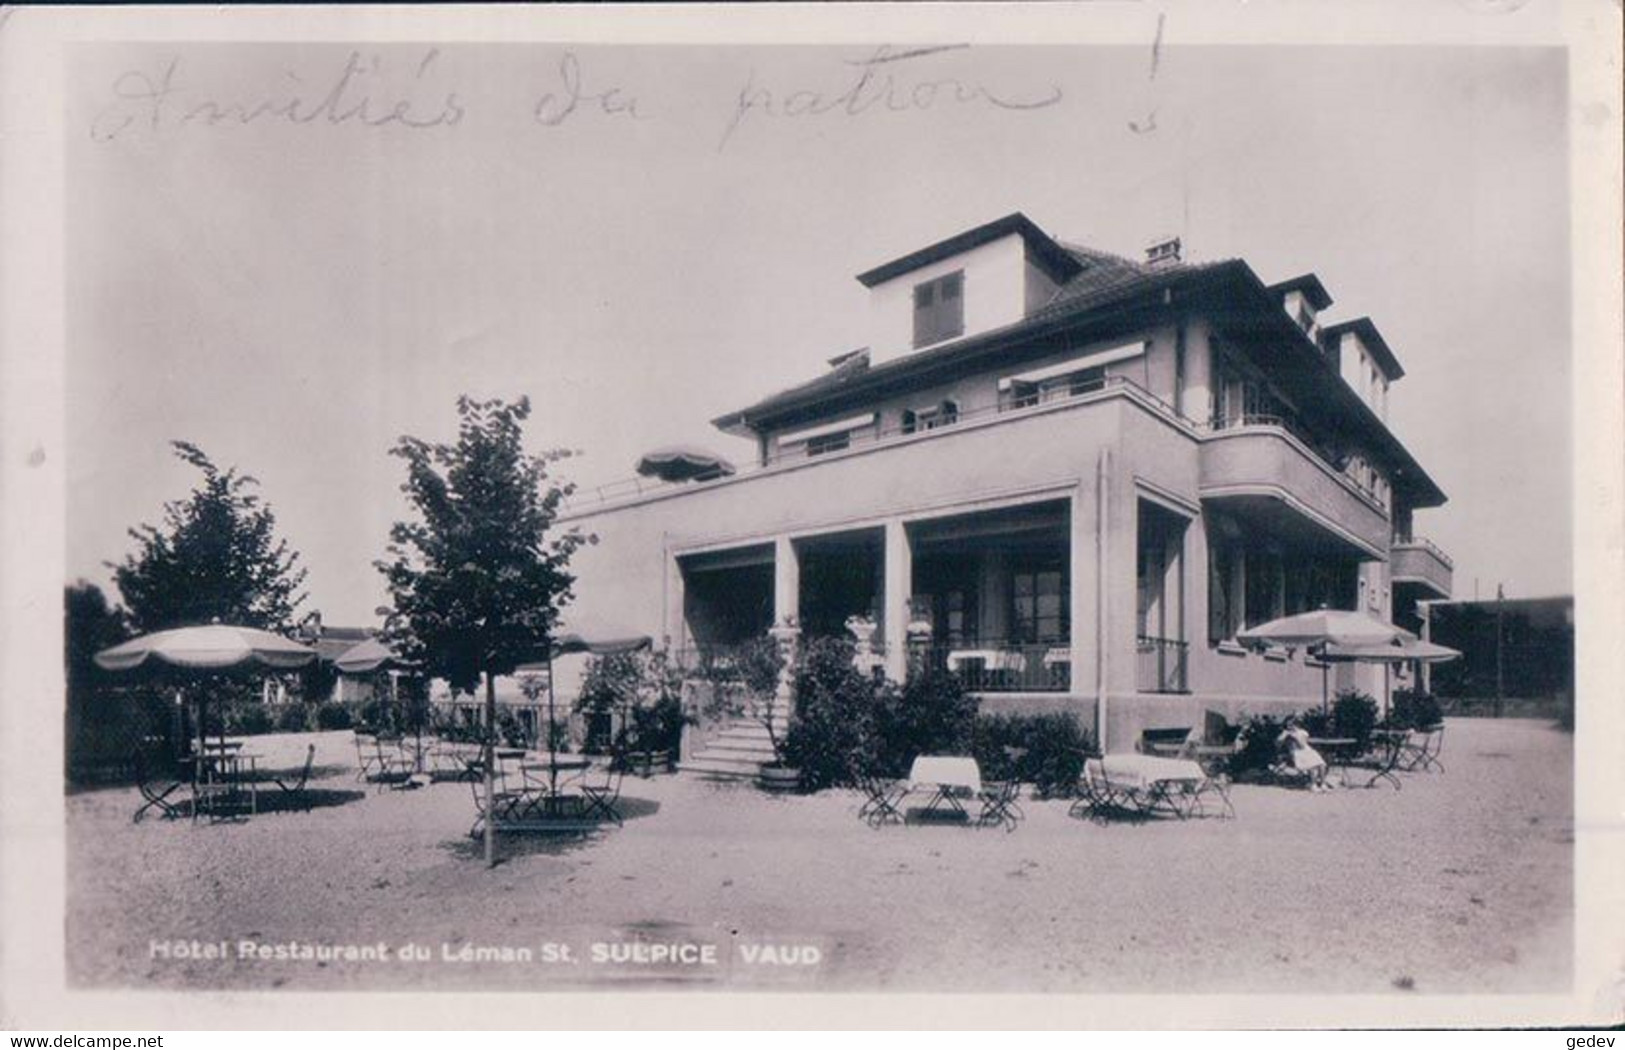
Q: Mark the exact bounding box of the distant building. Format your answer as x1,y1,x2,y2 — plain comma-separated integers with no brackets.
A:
557,213,1451,747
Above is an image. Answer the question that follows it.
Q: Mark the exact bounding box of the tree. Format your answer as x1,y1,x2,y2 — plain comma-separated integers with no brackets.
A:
111,441,308,633
377,395,590,865
65,580,130,691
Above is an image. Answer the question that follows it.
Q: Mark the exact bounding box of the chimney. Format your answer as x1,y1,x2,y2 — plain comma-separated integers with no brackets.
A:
1145,236,1182,267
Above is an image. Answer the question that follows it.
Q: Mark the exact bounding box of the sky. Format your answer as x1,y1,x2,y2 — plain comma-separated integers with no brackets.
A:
65,40,1572,626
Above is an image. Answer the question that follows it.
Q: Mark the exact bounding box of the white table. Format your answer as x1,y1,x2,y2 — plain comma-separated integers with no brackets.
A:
907,756,982,820
1099,753,1229,819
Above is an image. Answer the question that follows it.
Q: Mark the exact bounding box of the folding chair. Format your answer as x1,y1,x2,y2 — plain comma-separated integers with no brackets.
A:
270,744,317,812
975,780,1023,832
577,762,625,827
1068,757,1124,824
465,761,524,839
132,750,187,823
856,774,908,828
1399,724,1445,773
353,732,382,783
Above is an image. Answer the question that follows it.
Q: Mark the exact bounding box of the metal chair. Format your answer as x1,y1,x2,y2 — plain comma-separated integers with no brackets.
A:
975,780,1024,832
577,762,625,827
856,773,908,828
132,750,187,823
1399,724,1446,773
1068,756,1123,824
270,744,317,812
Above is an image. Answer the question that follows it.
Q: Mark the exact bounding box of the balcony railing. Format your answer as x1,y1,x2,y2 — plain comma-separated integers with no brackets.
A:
1136,635,1189,694
1393,535,1454,570
924,642,1071,693
1390,536,1454,598
564,374,1193,513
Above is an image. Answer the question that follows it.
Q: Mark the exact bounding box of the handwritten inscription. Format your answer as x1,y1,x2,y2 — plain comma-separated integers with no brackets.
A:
90,50,465,142
533,52,641,126
719,44,1064,150
88,45,1071,146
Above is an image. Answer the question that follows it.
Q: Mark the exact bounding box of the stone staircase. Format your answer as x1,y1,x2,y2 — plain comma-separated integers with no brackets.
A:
679,715,789,782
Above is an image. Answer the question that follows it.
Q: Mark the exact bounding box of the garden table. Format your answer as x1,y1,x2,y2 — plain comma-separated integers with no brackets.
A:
906,756,982,821
1099,753,1227,819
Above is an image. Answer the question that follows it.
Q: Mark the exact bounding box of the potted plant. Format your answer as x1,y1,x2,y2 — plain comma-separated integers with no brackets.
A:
751,622,799,791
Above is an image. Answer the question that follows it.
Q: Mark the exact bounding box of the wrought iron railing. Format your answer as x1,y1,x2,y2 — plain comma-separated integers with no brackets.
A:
923,642,1071,693
1136,635,1189,694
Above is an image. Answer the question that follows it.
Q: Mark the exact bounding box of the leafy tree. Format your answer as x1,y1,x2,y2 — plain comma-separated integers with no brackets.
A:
376,395,590,864
111,441,307,633
65,580,130,691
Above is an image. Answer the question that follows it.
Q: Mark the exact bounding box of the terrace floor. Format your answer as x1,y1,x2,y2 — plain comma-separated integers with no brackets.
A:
65,718,1572,995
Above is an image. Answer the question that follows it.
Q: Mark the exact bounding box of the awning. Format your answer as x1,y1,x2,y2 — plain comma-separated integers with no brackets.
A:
778,412,878,445
998,340,1146,391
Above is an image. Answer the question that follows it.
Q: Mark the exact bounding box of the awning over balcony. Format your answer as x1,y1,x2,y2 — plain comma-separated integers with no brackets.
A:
777,412,878,445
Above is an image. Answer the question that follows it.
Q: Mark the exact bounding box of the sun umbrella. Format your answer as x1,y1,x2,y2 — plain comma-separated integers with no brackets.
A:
335,638,425,765
94,623,317,755
1237,608,1410,712
634,446,736,483
1236,608,1405,649
1322,636,1461,663
332,637,408,675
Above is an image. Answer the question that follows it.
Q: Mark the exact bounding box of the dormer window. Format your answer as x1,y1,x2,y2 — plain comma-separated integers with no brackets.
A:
912,271,964,348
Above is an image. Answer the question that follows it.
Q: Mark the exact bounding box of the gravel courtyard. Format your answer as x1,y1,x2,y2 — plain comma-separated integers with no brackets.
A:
65,717,1572,995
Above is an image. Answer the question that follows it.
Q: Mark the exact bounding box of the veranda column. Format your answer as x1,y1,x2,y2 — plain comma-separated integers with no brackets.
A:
1071,453,1106,750
773,535,800,626
883,518,912,681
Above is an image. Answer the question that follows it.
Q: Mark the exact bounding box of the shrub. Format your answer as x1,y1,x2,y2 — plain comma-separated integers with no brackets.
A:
1229,713,1289,779
227,704,274,735
275,704,310,733
1330,690,1379,748
971,711,1092,798
615,693,690,758
1389,690,1443,730
870,663,977,778
315,702,353,731
782,636,878,790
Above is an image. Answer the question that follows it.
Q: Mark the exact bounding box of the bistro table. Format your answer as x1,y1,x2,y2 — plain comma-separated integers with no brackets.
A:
193,750,259,818
906,756,982,822
1099,753,1227,819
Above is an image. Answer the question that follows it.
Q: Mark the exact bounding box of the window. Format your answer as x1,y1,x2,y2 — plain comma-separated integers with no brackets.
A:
1065,367,1106,397
806,432,850,456
1012,566,1068,644
912,271,965,348
1004,380,1040,410
903,400,961,434
1208,542,1240,644
1244,551,1284,627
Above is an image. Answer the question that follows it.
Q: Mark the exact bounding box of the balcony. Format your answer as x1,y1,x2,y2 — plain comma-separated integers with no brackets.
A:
1391,537,1454,599
1199,425,1390,557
